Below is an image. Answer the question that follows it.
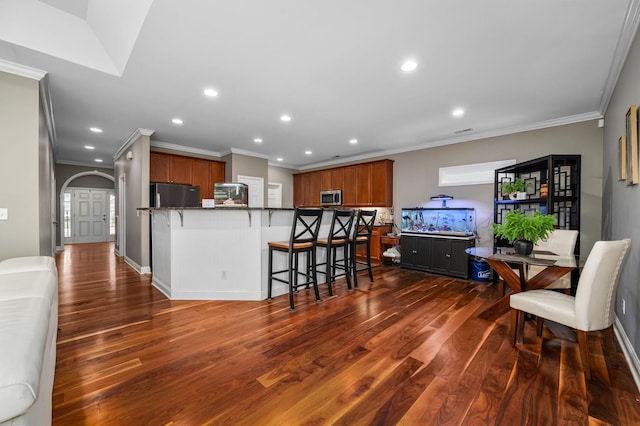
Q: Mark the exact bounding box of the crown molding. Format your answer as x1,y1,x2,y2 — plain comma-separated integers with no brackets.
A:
297,112,602,171
0,59,47,80
229,147,271,160
56,159,115,169
113,128,154,160
599,0,640,113
150,140,222,158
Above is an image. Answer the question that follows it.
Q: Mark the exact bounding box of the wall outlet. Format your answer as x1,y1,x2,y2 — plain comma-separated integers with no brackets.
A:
0,208,7,220
622,299,626,315
221,271,228,280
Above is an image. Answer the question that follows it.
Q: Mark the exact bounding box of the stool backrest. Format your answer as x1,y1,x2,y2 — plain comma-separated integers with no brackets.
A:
353,209,377,240
327,209,355,243
290,208,324,244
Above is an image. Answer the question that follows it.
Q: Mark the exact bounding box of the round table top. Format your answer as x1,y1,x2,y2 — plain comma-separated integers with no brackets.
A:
465,246,577,268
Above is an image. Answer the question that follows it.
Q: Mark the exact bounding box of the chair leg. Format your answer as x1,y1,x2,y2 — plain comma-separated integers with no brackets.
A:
577,330,591,380
288,252,295,311
343,245,352,290
510,309,518,345
311,247,321,303
536,317,544,337
267,247,273,300
326,246,333,296
517,311,525,344
603,325,619,368
366,240,373,282
498,279,506,297
351,242,358,289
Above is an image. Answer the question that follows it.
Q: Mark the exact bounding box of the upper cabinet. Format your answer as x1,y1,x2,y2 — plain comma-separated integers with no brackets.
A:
293,159,393,207
150,152,226,204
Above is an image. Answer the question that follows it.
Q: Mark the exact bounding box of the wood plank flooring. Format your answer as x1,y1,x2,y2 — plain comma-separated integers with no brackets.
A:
53,242,640,425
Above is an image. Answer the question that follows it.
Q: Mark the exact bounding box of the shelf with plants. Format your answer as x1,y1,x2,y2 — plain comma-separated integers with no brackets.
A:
493,154,581,251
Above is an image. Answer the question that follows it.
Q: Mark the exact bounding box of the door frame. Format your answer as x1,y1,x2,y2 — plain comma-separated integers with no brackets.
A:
59,171,115,251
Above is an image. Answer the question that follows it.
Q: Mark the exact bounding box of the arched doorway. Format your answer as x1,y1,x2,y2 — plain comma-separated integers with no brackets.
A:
59,171,115,250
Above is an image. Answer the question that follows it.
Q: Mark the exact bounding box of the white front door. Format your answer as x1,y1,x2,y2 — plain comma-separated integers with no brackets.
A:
238,175,264,208
73,189,110,243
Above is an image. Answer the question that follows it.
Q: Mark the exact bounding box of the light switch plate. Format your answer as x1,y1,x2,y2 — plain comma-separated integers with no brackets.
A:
0,208,7,220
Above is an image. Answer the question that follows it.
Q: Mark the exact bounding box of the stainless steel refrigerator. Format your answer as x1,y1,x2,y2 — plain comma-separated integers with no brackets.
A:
150,183,200,207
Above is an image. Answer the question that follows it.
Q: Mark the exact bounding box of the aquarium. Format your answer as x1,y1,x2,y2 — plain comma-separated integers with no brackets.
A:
213,183,249,206
401,208,475,236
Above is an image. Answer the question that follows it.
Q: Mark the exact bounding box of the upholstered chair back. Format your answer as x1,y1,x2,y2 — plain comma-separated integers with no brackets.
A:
574,239,631,331
534,229,579,255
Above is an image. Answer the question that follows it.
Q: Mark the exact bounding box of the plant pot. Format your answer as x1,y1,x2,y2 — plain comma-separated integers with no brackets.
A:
513,239,533,256
510,192,527,200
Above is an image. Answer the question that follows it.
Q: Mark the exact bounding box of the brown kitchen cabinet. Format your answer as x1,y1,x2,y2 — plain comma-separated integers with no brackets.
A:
150,152,226,204
293,159,392,208
150,152,192,184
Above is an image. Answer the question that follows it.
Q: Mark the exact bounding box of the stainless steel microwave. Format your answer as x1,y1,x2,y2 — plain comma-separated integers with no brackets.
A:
320,189,342,206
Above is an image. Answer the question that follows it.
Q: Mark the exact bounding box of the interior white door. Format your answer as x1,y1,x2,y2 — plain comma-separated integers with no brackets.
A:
268,182,282,208
238,175,264,208
74,189,108,243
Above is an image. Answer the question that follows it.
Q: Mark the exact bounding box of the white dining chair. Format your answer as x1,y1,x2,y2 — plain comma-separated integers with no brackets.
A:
509,238,631,380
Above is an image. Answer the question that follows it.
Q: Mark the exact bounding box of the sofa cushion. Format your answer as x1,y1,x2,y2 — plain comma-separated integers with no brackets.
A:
0,256,57,275
0,296,52,422
0,271,57,304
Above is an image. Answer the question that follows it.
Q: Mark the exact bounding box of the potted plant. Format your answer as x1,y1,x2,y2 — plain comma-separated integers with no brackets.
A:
509,177,527,200
492,209,555,255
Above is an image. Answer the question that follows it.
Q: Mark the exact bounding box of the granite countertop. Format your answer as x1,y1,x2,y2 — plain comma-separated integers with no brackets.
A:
138,207,295,211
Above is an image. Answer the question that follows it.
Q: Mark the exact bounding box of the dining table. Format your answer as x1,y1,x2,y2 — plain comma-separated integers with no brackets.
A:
465,246,578,321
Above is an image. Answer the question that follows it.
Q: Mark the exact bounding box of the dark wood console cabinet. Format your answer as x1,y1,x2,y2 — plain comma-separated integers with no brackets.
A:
401,234,475,279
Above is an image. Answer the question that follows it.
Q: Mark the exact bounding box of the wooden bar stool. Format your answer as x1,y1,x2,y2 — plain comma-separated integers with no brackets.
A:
267,208,324,311
316,209,355,296
350,209,377,288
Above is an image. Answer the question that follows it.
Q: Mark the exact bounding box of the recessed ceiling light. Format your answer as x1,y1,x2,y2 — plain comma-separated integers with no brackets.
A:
254,138,263,143
89,127,103,133
280,115,292,122
277,157,283,162
349,139,358,144
204,88,218,97
452,108,465,117
94,159,103,163
305,150,312,155
172,118,184,125
401,60,418,72
84,145,95,150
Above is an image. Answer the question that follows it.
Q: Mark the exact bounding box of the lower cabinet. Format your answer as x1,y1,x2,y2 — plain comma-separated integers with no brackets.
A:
401,235,475,279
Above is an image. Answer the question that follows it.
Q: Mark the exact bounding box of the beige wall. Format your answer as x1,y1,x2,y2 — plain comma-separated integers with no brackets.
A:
0,71,48,260
229,153,269,206
603,26,640,356
388,120,603,257
114,132,150,271
268,165,295,208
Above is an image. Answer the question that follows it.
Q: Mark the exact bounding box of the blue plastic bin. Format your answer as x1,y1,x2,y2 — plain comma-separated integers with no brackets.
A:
470,259,492,282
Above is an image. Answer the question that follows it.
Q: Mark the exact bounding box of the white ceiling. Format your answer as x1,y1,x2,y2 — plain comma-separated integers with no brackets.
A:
0,0,638,169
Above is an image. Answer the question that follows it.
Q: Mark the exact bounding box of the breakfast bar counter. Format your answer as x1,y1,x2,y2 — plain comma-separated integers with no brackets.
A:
144,207,332,301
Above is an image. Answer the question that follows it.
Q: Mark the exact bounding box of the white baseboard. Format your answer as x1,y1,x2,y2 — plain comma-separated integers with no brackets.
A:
614,317,640,392
123,256,151,275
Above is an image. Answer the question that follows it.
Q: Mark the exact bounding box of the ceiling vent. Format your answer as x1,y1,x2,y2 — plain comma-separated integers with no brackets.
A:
454,128,474,134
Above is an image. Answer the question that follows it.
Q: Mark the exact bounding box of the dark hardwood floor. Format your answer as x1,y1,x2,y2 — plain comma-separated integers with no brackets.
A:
53,242,640,425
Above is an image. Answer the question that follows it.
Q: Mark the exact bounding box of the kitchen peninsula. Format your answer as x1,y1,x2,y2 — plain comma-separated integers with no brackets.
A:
145,207,332,301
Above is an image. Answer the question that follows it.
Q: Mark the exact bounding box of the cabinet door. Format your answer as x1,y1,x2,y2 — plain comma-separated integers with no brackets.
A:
170,156,193,184
355,163,372,205
306,171,321,206
210,161,225,187
400,236,417,266
150,152,170,183
414,237,433,270
320,170,332,190
192,159,210,203
449,239,472,278
431,239,451,273
371,160,393,206
331,168,343,190
293,174,304,207
342,166,357,206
